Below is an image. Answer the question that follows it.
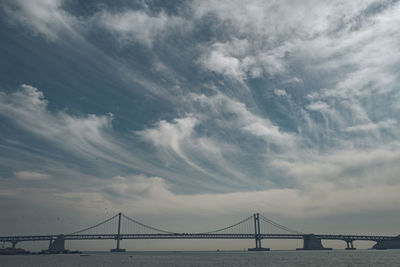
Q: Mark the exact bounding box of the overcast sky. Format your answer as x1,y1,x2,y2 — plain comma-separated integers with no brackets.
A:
1,0,400,251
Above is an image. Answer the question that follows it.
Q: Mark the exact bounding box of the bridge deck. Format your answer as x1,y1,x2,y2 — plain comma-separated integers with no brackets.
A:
0,233,395,243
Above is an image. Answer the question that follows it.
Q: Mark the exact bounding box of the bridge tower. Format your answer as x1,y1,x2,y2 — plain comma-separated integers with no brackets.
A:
110,212,125,252
248,213,270,251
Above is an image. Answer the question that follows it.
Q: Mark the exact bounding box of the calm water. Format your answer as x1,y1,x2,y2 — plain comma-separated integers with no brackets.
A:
1,250,400,267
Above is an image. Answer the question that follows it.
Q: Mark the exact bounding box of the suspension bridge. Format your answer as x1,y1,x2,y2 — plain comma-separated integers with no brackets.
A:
1,212,398,252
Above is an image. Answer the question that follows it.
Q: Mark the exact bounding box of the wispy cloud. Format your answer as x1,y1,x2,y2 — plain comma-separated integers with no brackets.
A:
0,85,114,158
14,171,51,181
0,85,168,180
198,38,292,81
344,119,397,133
190,93,296,146
1,0,76,40
93,9,185,47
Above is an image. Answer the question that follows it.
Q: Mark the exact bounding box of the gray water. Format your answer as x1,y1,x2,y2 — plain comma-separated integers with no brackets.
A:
1,250,400,267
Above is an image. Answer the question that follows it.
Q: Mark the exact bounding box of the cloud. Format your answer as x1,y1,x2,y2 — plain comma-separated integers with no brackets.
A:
344,119,397,133
1,0,76,40
14,171,51,181
94,9,185,46
193,0,400,146
192,0,383,39
0,84,151,173
306,101,330,112
1,1,185,46
103,175,171,200
137,116,198,153
199,39,252,80
272,145,400,187
135,115,202,172
190,93,296,146
198,38,291,80
135,115,245,182
200,47,244,80
50,172,400,218
274,89,287,97
0,85,113,152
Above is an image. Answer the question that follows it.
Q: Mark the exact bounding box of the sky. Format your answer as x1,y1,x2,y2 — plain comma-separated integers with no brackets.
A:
0,0,400,251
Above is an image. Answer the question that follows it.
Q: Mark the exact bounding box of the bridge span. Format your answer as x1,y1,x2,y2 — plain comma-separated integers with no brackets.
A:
1,213,398,252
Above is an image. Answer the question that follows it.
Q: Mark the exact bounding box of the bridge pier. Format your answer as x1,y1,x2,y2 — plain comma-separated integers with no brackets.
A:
296,234,332,250
44,234,67,253
248,213,270,251
11,241,17,249
345,240,356,250
110,212,125,252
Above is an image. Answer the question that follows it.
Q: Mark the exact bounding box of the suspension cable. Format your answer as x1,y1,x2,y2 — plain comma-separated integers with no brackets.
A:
260,215,303,234
122,214,176,234
67,214,119,235
200,215,253,234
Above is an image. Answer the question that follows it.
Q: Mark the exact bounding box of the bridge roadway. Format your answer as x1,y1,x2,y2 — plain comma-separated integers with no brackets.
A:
0,233,394,243
2,213,397,250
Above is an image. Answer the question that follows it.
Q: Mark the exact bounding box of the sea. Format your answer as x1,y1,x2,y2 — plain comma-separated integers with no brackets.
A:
1,250,400,267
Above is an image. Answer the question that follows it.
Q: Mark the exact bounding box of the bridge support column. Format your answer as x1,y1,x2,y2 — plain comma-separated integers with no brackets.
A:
345,240,356,250
248,213,270,251
111,212,125,252
46,235,67,253
296,234,332,250
11,241,17,249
